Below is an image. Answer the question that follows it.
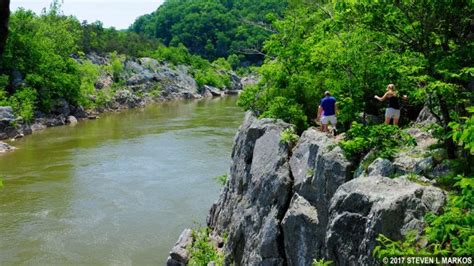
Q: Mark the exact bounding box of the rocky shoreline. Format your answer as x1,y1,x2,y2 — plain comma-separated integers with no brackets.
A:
167,110,449,265
0,54,254,152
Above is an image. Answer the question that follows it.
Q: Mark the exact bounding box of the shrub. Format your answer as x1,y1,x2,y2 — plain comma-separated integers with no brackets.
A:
449,107,474,154
261,97,308,132
280,127,299,145
312,259,333,266
0,87,38,122
340,122,416,162
188,227,224,266
214,174,228,186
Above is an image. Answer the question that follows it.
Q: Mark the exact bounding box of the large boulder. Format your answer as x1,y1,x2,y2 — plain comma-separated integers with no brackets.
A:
203,85,224,97
112,89,144,109
367,158,394,177
393,128,438,175
281,193,319,266
208,112,293,265
0,107,20,140
415,106,438,126
0,106,14,122
166,229,193,266
284,128,352,263
326,175,446,265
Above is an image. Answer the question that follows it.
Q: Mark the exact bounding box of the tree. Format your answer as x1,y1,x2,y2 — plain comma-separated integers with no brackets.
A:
0,0,10,56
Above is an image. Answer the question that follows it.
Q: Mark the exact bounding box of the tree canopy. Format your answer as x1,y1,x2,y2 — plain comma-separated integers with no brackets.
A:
130,0,287,63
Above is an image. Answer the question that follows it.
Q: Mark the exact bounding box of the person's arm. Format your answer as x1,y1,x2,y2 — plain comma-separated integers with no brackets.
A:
317,105,323,121
374,91,391,102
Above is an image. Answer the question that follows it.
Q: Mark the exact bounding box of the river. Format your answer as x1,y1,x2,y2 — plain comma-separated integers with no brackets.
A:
0,97,244,265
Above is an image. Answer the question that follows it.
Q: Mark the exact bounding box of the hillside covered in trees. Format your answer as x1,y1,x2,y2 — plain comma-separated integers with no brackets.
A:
0,1,241,123
130,0,287,63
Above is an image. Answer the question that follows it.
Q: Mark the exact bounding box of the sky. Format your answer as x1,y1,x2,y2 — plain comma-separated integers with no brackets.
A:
11,0,165,29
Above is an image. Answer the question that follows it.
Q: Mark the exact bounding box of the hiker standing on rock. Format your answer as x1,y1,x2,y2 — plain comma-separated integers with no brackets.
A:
317,90,337,135
374,84,407,126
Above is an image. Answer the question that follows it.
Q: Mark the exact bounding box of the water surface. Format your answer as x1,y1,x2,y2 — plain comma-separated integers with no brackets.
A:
0,97,244,265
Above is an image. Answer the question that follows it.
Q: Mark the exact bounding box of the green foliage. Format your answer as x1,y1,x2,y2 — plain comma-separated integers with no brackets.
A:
0,6,82,112
340,122,416,162
262,97,308,132
214,174,228,186
312,259,333,266
80,21,160,57
0,87,37,122
240,0,472,152
374,176,474,259
77,60,100,108
449,107,474,154
280,127,299,145
131,0,287,63
188,227,225,266
0,177,4,189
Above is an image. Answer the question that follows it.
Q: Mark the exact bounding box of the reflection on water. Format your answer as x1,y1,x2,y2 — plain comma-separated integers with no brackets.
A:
0,97,244,265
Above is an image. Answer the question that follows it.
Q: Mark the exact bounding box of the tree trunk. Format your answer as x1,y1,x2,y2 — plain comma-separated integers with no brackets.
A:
438,95,457,159
0,0,10,56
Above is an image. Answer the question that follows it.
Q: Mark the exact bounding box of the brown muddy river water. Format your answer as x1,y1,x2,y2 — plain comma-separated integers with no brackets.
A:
0,97,244,265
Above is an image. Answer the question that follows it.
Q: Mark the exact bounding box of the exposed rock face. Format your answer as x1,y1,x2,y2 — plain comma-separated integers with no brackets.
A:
416,106,438,126
167,229,193,266
286,128,352,263
0,106,14,121
367,158,394,177
281,193,319,266
240,73,260,88
326,175,445,266
203,85,224,97
208,112,293,265
190,113,448,266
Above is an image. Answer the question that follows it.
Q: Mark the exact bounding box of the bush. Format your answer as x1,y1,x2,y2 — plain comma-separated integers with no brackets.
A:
280,127,299,145
188,227,224,266
77,60,100,108
0,87,37,122
340,122,415,162
449,107,474,155
214,174,228,186
261,96,308,132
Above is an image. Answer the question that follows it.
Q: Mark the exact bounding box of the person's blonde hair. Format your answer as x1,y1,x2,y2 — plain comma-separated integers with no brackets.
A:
387,84,395,90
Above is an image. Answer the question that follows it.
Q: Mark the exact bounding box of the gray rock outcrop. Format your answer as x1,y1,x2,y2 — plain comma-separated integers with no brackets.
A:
208,112,293,265
415,106,438,126
188,113,448,266
326,175,445,265
285,128,352,263
167,229,193,266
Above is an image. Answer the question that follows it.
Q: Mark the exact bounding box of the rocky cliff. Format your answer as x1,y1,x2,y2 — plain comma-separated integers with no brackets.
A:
168,111,447,265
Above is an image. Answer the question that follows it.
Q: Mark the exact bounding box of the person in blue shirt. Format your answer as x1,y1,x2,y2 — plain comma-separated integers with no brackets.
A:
317,91,337,134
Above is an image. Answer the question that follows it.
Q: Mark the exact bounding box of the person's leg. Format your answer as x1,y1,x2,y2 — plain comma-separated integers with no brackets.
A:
393,109,400,126
330,116,337,136
385,108,393,124
321,116,328,132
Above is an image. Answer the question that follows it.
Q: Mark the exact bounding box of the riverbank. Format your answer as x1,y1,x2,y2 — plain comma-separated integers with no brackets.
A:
0,54,256,152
